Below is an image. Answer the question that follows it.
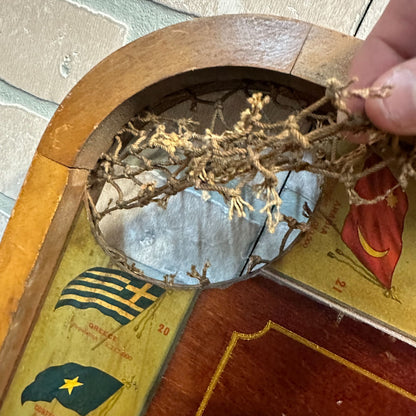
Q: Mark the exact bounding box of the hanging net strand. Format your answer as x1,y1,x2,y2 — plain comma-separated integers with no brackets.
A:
85,78,416,287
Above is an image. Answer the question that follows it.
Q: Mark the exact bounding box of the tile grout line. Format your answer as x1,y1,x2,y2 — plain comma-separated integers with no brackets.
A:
0,193,15,218
149,0,199,18
0,78,58,120
354,0,375,37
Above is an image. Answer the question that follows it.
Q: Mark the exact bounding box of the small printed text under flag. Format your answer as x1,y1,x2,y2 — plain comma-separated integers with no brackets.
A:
55,267,165,325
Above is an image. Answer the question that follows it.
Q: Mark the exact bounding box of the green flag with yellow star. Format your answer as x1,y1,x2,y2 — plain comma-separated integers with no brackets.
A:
21,362,123,415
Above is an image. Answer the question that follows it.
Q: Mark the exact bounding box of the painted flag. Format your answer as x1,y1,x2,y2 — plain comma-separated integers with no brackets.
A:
341,154,408,288
21,362,123,415
55,267,165,325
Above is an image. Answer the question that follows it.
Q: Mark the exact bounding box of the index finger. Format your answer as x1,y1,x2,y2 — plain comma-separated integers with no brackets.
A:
349,0,416,113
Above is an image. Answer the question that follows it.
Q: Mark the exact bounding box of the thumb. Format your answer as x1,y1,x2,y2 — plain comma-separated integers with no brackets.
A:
365,58,416,135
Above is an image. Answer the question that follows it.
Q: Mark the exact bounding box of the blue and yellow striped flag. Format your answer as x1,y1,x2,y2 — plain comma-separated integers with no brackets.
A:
55,267,165,325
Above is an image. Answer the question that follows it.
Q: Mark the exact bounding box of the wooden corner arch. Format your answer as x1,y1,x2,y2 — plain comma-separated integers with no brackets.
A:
0,15,361,401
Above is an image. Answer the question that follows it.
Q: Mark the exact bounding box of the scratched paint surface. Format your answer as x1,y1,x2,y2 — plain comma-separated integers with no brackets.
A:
272,176,416,340
1,209,196,416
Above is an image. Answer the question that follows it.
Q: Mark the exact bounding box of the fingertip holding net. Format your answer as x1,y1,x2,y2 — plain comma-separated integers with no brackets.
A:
85,79,416,288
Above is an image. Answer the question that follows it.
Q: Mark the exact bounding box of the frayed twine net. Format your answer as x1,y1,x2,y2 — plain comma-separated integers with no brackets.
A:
85,78,416,287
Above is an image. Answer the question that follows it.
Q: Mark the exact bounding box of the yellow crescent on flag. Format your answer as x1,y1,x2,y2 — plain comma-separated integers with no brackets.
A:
358,227,389,258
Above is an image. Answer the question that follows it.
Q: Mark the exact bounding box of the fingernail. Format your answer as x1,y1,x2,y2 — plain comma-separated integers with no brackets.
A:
336,111,347,123
367,66,416,135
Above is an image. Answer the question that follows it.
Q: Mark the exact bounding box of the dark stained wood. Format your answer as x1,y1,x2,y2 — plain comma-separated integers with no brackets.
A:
204,328,411,415
145,276,416,415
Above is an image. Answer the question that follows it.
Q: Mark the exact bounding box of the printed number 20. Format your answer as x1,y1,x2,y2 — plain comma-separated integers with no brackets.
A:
158,324,170,336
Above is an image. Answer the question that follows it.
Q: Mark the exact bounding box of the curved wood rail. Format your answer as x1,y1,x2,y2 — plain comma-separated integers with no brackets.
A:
0,15,361,401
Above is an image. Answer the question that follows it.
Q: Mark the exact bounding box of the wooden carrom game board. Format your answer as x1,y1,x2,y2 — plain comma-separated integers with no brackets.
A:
1,15,416,416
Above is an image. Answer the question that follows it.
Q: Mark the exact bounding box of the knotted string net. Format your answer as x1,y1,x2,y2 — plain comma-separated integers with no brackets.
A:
85,78,416,288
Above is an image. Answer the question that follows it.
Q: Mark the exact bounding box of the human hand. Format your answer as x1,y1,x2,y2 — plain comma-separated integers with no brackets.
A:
348,0,416,136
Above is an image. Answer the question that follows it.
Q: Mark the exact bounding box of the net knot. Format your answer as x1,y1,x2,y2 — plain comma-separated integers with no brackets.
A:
214,101,223,111
325,78,351,113
284,115,309,148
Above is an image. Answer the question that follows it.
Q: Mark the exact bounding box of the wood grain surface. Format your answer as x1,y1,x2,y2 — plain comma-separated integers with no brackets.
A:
145,276,416,415
153,0,372,36
0,155,73,343
292,25,361,85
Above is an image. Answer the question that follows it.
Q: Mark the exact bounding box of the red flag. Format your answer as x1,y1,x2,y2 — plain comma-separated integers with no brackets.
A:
341,154,408,289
